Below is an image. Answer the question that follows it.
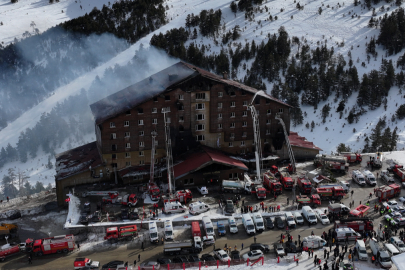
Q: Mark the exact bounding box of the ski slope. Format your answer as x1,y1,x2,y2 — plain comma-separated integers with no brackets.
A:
0,0,404,185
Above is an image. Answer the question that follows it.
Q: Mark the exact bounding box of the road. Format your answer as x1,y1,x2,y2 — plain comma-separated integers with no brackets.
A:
2,154,400,270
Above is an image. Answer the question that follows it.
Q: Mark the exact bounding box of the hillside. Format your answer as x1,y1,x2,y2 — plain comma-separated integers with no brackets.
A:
0,0,404,190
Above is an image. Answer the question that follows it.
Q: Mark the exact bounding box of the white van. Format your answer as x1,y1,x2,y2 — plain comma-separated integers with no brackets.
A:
355,240,367,261
336,228,361,242
302,235,326,248
385,243,400,257
284,212,296,228
293,212,304,225
314,209,330,225
369,238,391,268
339,181,351,193
149,221,159,243
202,216,215,237
390,236,405,253
164,220,174,241
363,170,376,186
242,213,256,235
352,170,366,186
188,201,210,215
302,206,317,225
252,213,265,232
228,217,238,234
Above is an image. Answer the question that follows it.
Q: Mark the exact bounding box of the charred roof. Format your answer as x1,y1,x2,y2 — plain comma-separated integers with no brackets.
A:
90,61,291,125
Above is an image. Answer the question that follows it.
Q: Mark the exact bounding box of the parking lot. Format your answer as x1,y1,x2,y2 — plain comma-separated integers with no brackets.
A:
2,153,403,269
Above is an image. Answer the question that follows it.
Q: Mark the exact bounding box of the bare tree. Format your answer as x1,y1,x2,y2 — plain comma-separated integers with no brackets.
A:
16,169,30,190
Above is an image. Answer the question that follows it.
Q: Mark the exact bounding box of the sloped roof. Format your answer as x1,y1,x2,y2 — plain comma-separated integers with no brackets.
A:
55,141,102,181
289,131,322,151
90,61,291,125
173,146,248,179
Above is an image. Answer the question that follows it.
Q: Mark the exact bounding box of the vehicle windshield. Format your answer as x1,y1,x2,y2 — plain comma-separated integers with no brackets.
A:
398,243,405,248
277,247,283,251
359,178,364,181
151,233,158,238
247,225,255,230
381,257,391,262
230,224,237,228
221,254,228,258
321,216,328,220
258,190,265,194
257,222,263,227
310,215,316,220
165,231,172,236
297,216,303,221
304,184,311,188
359,249,367,254
207,228,213,233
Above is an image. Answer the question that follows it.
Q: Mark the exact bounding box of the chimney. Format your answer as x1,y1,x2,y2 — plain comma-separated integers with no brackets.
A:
222,72,228,79
168,74,178,81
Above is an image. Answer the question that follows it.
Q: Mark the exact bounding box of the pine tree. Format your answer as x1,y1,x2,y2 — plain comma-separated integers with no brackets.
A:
230,1,237,13
321,104,331,123
34,181,45,193
391,127,399,150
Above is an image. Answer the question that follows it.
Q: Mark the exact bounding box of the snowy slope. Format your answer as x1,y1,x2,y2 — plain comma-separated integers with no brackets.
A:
0,0,111,45
0,0,404,185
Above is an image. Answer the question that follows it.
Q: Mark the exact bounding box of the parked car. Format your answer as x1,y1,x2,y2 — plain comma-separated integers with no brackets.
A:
140,261,160,270
230,250,240,260
83,202,91,213
242,250,263,261
200,254,216,261
101,261,124,270
273,243,286,257
225,200,235,213
399,196,405,203
79,213,89,225
157,258,172,265
188,255,200,262
129,209,140,220
121,209,129,220
213,249,231,262
275,216,284,229
264,217,274,229
250,243,270,253
285,241,301,253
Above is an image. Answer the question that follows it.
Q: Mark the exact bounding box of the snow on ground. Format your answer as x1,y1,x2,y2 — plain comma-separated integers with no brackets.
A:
64,192,81,229
0,0,111,45
385,151,405,166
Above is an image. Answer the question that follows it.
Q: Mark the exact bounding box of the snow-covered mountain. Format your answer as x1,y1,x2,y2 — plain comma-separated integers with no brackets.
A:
0,0,404,187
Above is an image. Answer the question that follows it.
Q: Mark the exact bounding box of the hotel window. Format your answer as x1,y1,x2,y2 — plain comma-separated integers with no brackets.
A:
196,103,205,110
267,109,271,115
139,160,145,165
110,122,115,128
137,108,143,114
126,110,131,115
279,108,284,113
178,104,184,111
231,101,235,107
196,135,205,141
196,93,206,100
111,133,116,139
228,142,233,147
139,151,144,156
218,124,223,129
196,114,205,121
139,141,145,147
138,120,144,125
230,123,235,128
243,101,248,106
125,143,131,149
179,94,184,100
112,145,117,151
230,91,236,97
153,119,158,124
112,154,117,160
230,112,235,118
218,113,222,119
195,124,205,131
124,121,130,127
218,92,223,97
125,152,131,158
125,161,131,167
243,121,247,127
218,103,223,109
165,95,171,101
266,119,271,125
243,111,247,117
242,132,247,137
241,141,245,146
266,129,270,135
230,133,235,138
124,132,130,138
139,131,144,136
179,116,184,122
152,108,157,113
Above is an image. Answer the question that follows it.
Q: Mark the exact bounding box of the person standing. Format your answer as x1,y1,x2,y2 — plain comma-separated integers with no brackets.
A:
241,243,244,250
77,243,80,250
138,254,141,262
141,241,144,251
6,196,9,202
28,256,32,264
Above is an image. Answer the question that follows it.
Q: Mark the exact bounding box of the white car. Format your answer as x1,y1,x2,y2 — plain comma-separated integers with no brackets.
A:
315,210,330,225
242,250,263,261
399,196,405,203
391,205,405,214
213,249,231,262
273,243,286,257
388,200,399,208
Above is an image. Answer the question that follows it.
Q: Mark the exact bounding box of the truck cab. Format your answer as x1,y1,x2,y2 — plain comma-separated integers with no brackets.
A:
148,183,161,201
254,185,267,199
252,213,265,231
297,177,312,194
217,221,226,236
280,172,293,190
242,214,256,235
284,212,296,228
74,258,100,270
228,217,238,233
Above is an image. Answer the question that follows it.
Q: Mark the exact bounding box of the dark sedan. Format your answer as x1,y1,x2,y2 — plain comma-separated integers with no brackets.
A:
230,250,240,260
264,217,274,229
157,258,172,265
275,216,285,229
285,241,302,253
200,254,215,261
250,243,270,253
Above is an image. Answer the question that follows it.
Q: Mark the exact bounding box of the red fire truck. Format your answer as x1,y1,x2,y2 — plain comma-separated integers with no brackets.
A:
340,152,362,163
0,245,22,262
191,221,201,237
263,172,282,195
175,190,193,203
270,165,280,177
148,183,161,201
102,194,138,207
349,205,370,217
392,165,405,182
376,184,401,201
27,235,75,256
316,186,345,201
104,225,137,240
296,194,321,207
280,172,294,190
334,218,374,232
297,177,312,194
253,185,267,199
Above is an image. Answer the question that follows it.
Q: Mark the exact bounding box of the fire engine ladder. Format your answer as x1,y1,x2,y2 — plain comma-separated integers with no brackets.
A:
339,218,373,223
149,131,157,184
248,90,264,183
275,113,296,174
163,108,175,194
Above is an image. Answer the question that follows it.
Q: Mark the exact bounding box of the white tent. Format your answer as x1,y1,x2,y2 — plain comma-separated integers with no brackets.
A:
392,253,405,270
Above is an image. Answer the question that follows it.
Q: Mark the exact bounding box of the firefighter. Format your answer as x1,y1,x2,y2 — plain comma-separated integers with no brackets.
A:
371,255,375,264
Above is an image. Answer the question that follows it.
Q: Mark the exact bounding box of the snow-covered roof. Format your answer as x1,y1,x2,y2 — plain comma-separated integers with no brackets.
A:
55,141,102,181
90,61,291,125
289,131,322,151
